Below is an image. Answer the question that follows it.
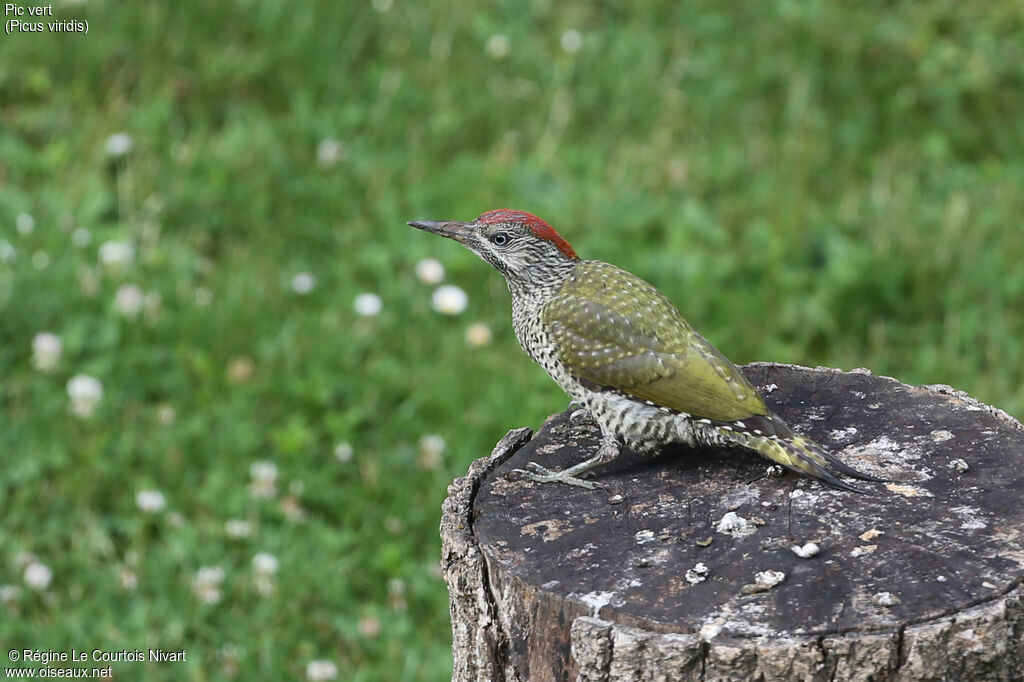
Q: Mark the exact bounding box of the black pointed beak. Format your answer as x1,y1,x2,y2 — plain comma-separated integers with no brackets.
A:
407,220,472,243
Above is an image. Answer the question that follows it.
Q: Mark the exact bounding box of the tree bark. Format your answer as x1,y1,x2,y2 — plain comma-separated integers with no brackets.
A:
441,363,1024,681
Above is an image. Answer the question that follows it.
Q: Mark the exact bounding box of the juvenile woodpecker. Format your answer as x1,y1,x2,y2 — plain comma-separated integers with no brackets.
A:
409,209,880,492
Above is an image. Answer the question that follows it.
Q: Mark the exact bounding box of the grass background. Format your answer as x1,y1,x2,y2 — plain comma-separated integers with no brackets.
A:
2,0,1023,679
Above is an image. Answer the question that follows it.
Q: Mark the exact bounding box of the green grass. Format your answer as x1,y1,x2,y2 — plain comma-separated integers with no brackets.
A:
2,0,1023,679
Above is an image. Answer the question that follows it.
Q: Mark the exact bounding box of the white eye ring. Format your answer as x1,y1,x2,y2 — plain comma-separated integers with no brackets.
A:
490,232,510,246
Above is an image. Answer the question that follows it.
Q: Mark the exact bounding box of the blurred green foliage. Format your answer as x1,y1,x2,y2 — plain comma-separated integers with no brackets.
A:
1,0,1022,679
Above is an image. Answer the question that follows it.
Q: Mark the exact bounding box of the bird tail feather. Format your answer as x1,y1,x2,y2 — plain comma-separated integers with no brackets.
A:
723,429,883,494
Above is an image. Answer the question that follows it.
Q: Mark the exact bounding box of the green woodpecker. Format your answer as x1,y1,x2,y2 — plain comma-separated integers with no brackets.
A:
409,209,881,492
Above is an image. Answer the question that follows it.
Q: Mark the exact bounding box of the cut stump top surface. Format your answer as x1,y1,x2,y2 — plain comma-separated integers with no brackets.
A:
472,364,1024,639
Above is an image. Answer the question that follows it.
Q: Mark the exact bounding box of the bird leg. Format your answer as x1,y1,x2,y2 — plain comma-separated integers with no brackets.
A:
511,430,621,490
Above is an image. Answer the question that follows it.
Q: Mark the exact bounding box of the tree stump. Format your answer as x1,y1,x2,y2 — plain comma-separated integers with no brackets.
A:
440,363,1024,682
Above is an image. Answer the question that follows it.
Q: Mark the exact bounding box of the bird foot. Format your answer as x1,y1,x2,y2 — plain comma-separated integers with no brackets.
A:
511,462,602,490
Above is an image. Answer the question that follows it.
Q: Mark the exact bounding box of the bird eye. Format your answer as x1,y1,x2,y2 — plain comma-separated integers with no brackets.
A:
490,232,510,246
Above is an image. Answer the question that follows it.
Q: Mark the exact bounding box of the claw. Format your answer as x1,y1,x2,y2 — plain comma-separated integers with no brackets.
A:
566,402,592,421
568,408,600,431
511,463,602,490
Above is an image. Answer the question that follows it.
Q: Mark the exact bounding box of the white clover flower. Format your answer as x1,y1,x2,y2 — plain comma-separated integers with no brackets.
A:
72,228,91,247
358,616,380,638
98,239,134,268
105,132,133,157
227,356,254,383
252,552,279,575
291,272,316,294
66,374,103,418
415,258,445,285
193,566,225,604
354,292,382,317
32,332,62,372
486,34,510,60
560,29,583,54
387,577,406,596
197,565,225,584
465,322,493,347
14,552,37,569
370,0,392,13
24,561,52,591
115,284,145,318
118,566,138,591
78,267,100,297
156,403,176,425
279,496,306,522
194,287,213,306
16,213,35,234
32,251,50,270
253,575,275,597
0,240,17,264
387,577,407,612
306,660,339,681
417,434,446,470
334,442,354,463
0,584,21,604
251,461,278,483
220,644,240,675
432,284,468,315
136,489,167,514
225,519,252,539
316,138,344,167
249,461,278,499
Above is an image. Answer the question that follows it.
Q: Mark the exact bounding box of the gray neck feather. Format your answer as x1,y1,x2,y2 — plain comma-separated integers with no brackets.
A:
505,257,576,302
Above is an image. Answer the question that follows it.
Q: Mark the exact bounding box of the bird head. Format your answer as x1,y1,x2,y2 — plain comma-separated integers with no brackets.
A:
408,209,577,287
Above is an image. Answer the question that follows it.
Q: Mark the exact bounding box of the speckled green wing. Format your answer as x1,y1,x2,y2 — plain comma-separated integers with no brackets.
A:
542,261,768,421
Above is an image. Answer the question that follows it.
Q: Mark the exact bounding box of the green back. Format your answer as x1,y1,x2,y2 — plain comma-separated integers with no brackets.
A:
542,261,768,421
